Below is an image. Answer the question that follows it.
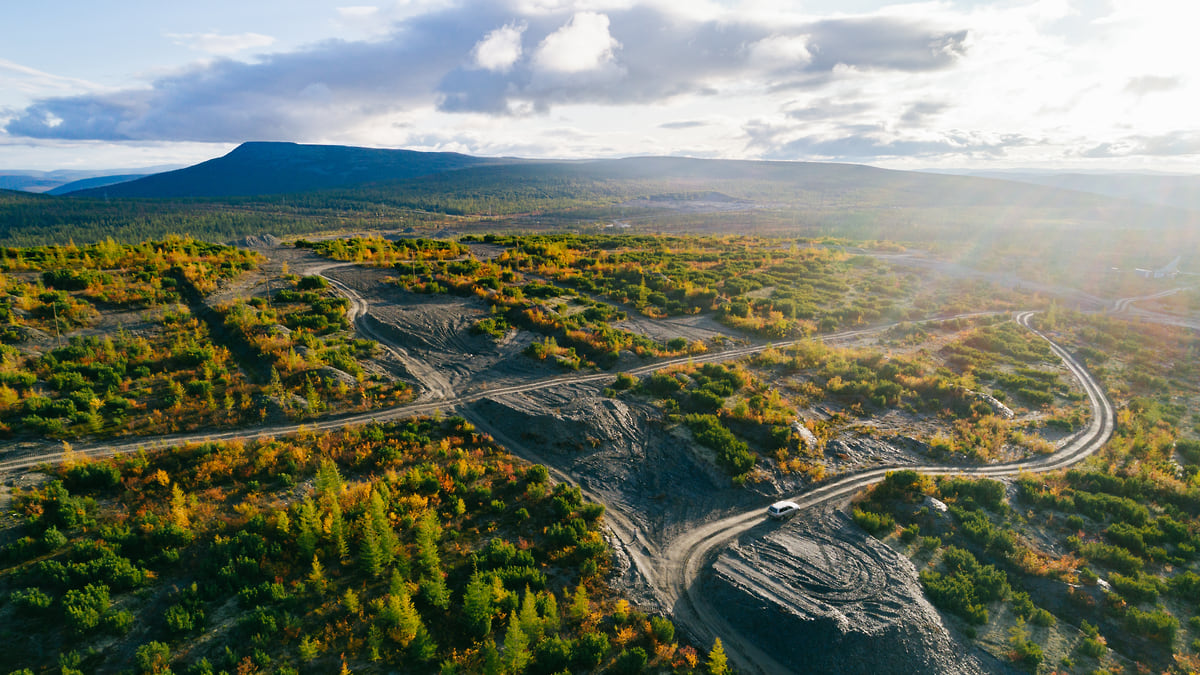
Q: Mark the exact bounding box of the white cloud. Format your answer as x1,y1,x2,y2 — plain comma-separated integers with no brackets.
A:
533,12,620,73
167,32,276,56
747,35,811,70
473,23,526,72
336,6,380,19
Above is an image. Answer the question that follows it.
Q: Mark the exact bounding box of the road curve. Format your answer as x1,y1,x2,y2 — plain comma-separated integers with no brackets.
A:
0,270,1114,675
659,310,1115,675
0,300,1003,473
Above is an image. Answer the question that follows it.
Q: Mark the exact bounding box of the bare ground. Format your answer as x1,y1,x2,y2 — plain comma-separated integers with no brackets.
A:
701,505,1012,674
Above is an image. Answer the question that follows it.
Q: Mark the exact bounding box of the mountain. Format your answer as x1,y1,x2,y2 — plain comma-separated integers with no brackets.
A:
46,174,147,195
0,167,179,194
67,142,515,198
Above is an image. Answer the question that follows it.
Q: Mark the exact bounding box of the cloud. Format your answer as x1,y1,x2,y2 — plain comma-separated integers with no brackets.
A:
746,119,1030,160
1081,131,1200,158
5,1,971,143
337,6,379,19
785,98,874,122
166,32,276,56
473,22,526,71
1124,75,1180,95
900,101,948,125
659,120,709,129
804,18,966,73
747,35,812,71
532,12,619,73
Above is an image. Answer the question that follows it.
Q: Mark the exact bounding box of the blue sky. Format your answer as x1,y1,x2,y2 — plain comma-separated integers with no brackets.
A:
2,0,1197,172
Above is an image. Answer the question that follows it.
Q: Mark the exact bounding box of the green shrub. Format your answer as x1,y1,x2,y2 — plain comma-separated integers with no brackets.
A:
10,587,54,614
852,508,896,536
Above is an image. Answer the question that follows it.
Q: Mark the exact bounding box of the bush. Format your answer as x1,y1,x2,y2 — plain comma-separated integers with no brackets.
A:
1124,607,1179,645
571,631,609,669
135,641,173,675
62,583,111,635
649,615,675,644
296,275,328,290
609,647,648,675
612,373,638,391
10,587,54,614
852,508,896,535
919,546,1009,625
684,414,755,476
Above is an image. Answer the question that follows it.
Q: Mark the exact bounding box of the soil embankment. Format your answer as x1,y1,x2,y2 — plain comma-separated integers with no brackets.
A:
704,507,1005,674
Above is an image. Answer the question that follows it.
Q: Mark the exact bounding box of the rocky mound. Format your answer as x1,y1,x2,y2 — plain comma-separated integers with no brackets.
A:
231,234,282,248
706,507,1006,674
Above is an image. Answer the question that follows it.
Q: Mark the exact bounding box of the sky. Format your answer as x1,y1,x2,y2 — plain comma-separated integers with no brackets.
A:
1,0,1198,172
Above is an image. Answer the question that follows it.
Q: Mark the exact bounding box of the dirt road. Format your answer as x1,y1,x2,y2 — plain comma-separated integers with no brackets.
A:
0,251,1118,674
655,311,1114,674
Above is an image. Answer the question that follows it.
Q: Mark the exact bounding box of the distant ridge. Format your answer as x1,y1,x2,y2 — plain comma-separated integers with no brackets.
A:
67,142,514,198
47,174,146,195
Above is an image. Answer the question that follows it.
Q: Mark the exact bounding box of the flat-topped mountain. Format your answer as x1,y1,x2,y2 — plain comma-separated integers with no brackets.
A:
67,141,512,198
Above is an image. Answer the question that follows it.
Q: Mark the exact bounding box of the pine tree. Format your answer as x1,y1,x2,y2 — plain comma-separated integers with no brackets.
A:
329,498,349,562
480,639,502,675
538,591,559,632
463,571,493,638
409,625,438,663
569,583,589,622
169,483,190,530
369,490,397,568
388,586,422,647
415,509,442,579
316,458,344,496
308,554,327,592
358,514,384,577
518,586,541,641
707,638,729,675
297,497,320,559
502,614,530,674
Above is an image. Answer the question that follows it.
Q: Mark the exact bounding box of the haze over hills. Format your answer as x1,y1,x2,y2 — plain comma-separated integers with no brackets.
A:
0,140,1192,258
46,174,149,195
0,166,178,193
955,171,1200,212
61,140,1192,216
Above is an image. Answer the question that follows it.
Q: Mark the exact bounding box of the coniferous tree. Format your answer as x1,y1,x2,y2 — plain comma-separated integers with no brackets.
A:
358,514,384,577
297,497,320,559
502,613,530,674
518,587,541,641
569,583,590,623
368,490,397,569
463,571,493,638
707,638,729,675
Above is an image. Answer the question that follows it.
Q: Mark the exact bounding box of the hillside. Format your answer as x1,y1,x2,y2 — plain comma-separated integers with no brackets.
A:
963,171,1200,212
67,142,514,198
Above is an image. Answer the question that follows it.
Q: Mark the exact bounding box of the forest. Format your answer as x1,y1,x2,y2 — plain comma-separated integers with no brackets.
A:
0,418,710,674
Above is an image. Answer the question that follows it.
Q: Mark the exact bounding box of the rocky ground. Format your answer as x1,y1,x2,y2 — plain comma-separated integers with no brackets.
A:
1,237,1049,673
703,506,1017,674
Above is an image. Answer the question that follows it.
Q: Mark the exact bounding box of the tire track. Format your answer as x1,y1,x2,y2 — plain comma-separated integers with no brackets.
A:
0,271,1115,675
659,311,1115,675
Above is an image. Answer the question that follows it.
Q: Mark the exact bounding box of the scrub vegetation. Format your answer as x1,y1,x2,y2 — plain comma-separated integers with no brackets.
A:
0,419,703,675
852,311,1200,673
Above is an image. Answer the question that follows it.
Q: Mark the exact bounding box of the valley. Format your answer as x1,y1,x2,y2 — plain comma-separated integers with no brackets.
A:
1,146,1200,675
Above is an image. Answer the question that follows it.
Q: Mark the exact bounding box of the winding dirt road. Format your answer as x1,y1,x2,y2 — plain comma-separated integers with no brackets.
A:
658,311,1115,674
0,263,1118,675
